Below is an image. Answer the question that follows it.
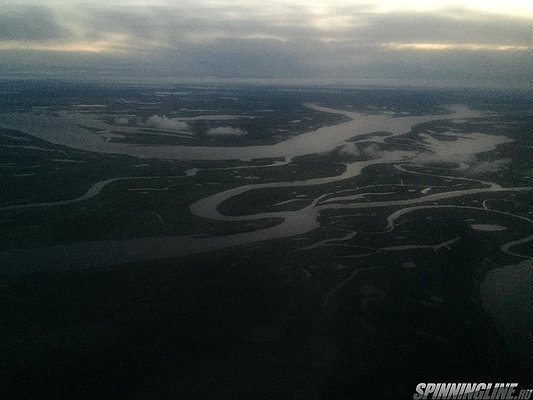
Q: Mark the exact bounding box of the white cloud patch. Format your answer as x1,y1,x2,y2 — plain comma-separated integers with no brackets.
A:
362,143,382,158
339,143,361,160
465,158,511,176
114,116,130,125
146,115,189,131
412,131,512,164
206,126,247,137
339,143,384,161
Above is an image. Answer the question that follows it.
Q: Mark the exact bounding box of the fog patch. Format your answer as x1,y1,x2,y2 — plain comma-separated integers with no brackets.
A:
338,143,361,160
114,116,130,125
362,143,382,158
339,143,384,162
465,158,510,176
413,132,512,164
146,115,189,131
471,224,507,232
206,126,247,137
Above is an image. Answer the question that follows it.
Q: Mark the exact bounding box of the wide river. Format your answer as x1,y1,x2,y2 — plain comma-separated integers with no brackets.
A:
0,103,529,274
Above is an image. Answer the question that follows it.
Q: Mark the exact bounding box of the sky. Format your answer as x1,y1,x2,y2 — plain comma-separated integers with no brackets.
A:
1,0,532,88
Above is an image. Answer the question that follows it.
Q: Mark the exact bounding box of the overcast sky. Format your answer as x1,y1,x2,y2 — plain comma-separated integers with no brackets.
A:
1,0,532,88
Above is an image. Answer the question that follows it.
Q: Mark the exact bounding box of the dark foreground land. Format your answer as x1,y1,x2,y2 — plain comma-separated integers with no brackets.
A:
1,242,530,399
1,81,532,399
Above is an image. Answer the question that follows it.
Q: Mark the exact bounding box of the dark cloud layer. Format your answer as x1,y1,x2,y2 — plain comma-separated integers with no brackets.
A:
0,3,532,88
0,6,69,41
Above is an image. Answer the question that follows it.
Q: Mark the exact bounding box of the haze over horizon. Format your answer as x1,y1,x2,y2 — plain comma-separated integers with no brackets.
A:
1,0,532,89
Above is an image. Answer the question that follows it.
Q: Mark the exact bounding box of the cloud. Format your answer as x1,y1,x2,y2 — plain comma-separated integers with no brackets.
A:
146,115,189,131
339,143,361,160
361,143,382,158
464,158,511,176
206,126,247,137
114,116,130,125
0,2,532,87
0,6,68,41
338,143,384,161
